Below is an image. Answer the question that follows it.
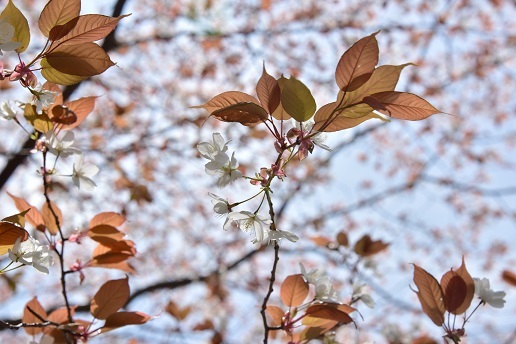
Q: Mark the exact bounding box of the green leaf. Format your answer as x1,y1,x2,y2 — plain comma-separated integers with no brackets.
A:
0,0,30,53
280,77,316,122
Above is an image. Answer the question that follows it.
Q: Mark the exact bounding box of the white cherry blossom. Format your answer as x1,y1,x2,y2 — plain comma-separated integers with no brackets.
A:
72,154,99,190
8,236,53,274
473,277,506,308
45,131,81,158
197,132,229,160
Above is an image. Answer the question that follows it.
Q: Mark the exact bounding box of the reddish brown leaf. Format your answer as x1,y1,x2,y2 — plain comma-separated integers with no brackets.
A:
90,212,126,228
280,274,309,307
41,58,87,85
353,234,389,257
303,304,355,325
336,31,379,92
56,14,130,45
412,336,439,344
336,231,348,246
265,305,285,327
313,102,385,132
502,270,516,286
38,0,81,37
190,91,261,114
0,222,29,255
310,235,332,247
89,259,136,274
412,264,445,326
256,64,281,114
88,225,125,242
342,63,413,106
90,276,130,319
22,297,47,335
193,319,215,331
364,91,442,120
165,300,191,320
441,257,474,315
42,201,63,236
46,43,115,77
211,102,268,126
48,16,80,41
299,326,331,341
100,311,151,333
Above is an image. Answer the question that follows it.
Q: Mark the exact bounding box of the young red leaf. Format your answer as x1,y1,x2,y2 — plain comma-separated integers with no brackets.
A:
280,274,309,307
313,102,385,132
353,234,389,257
310,235,332,247
58,96,96,129
190,91,261,114
22,297,47,335
265,305,285,327
336,231,348,247
412,264,445,326
88,225,125,242
270,75,291,120
303,304,355,325
100,311,151,333
2,209,30,228
42,201,63,236
342,63,413,106
440,257,475,315
89,257,136,274
46,43,115,77
0,222,29,255
210,102,268,126
38,0,81,37
363,91,442,120
256,64,281,114
0,0,30,53
89,212,126,228
48,17,80,41
41,58,87,85
90,276,130,319
165,301,191,320
280,77,316,122
502,270,516,286
57,14,131,46
336,31,379,92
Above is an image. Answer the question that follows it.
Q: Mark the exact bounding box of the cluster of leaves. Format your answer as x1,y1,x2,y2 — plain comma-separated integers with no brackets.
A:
193,31,442,133
0,0,152,342
266,274,356,343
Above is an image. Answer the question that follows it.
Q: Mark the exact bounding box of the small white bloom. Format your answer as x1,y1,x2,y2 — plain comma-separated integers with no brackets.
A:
293,119,332,151
72,154,99,190
197,133,229,160
226,211,272,243
300,263,338,301
0,100,18,120
0,19,21,55
261,229,299,245
45,131,81,158
204,152,242,188
352,282,375,308
208,193,230,215
473,277,506,308
30,83,57,113
8,236,53,274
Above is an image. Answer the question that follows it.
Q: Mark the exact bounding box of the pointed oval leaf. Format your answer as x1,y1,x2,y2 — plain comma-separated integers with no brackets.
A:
88,225,125,241
38,0,81,37
502,270,516,287
280,274,309,307
270,76,291,120
440,271,467,314
100,311,151,333
442,257,474,315
41,58,87,85
265,305,284,327
256,64,280,114
412,264,445,326
90,276,130,319
336,31,379,92
211,102,268,126
90,212,126,228
304,304,355,325
46,43,115,76
314,102,382,132
60,96,96,129
23,297,47,335
89,256,136,274
43,306,77,334
191,91,261,113
7,192,45,231
0,0,30,53
354,234,389,257
0,222,28,255
364,91,442,120
48,16,80,41
342,63,413,106
2,209,30,228
58,14,130,46
280,77,316,122
42,201,63,236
